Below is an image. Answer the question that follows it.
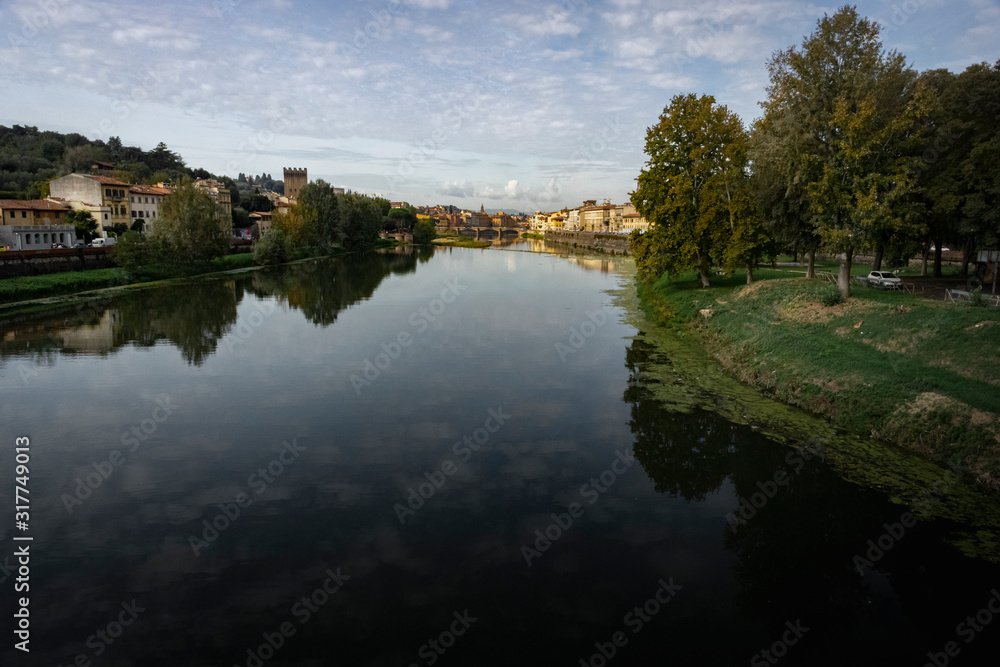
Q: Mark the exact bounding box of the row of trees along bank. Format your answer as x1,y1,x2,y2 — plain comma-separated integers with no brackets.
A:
631,5,1000,297
114,179,392,274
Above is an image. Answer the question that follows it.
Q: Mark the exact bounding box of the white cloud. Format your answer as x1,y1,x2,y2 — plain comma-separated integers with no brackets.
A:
438,181,474,197
403,0,453,8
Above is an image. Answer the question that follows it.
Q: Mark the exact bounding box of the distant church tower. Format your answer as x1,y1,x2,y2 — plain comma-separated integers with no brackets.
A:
283,167,307,200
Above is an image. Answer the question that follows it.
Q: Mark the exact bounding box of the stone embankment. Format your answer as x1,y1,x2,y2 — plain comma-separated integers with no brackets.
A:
544,231,631,255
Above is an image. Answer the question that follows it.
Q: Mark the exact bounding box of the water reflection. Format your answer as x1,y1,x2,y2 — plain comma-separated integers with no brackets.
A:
0,251,428,367
623,335,1000,665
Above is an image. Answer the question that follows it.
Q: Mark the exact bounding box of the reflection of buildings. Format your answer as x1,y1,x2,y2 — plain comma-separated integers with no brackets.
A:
56,309,121,351
566,257,618,274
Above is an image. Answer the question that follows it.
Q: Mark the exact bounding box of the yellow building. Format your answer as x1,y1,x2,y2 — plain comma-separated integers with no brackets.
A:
49,173,132,229
192,180,234,236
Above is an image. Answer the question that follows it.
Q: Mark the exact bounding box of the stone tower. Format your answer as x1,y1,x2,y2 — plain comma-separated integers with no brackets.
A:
283,167,308,200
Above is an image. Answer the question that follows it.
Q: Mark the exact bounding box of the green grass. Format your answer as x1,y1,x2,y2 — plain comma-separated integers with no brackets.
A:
640,269,1000,490
521,232,544,240
0,268,128,303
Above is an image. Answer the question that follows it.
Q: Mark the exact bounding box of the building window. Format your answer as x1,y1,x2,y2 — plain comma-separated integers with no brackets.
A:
43,233,49,243
104,214,108,220
105,189,111,197
8,211,13,218
22,211,27,218
138,211,144,218
34,234,40,244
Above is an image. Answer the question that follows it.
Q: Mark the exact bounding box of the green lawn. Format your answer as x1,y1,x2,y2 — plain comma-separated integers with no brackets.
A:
641,268,1000,490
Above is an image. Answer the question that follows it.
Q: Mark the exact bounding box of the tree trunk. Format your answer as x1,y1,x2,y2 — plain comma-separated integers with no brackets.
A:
746,262,754,284
837,247,854,298
961,237,975,277
806,248,816,279
933,236,943,278
697,254,711,288
920,237,930,277
872,244,884,272
792,242,798,263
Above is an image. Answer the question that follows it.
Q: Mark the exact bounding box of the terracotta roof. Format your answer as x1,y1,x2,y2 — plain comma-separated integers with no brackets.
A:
83,174,130,186
0,199,71,211
129,185,172,196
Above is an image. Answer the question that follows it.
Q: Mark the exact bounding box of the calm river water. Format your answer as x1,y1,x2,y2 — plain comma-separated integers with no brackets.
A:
1,241,998,666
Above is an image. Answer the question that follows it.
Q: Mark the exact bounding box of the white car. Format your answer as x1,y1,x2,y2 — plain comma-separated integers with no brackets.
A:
866,271,901,289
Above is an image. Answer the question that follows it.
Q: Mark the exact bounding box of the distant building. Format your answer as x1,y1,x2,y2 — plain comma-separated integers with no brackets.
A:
468,204,492,227
49,173,133,230
390,201,411,209
249,211,273,235
283,168,307,200
192,179,233,236
129,184,171,233
0,199,74,250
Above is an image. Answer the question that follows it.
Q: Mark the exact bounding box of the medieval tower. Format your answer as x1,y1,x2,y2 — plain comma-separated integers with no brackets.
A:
283,167,307,200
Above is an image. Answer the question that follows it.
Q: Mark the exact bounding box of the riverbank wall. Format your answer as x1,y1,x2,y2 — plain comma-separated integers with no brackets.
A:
544,231,631,255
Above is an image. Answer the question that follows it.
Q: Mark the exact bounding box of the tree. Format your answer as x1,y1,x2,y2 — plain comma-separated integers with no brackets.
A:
631,93,764,287
758,6,918,296
413,218,437,245
271,201,320,247
67,209,98,242
252,229,292,266
151,182,228,263
386,206,417,232
112,230,152,275
299,180,341,245
340,193,384,252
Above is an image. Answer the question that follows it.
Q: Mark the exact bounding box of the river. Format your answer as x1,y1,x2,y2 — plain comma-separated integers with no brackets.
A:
1,241,998,666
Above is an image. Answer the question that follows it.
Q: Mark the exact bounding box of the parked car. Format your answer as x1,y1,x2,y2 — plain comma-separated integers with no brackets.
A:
866,271,902,289
72,241,87,248
90,237,117,247
51,243,67,249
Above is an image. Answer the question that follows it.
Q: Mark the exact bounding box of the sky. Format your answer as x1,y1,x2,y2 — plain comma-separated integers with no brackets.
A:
0,0,997,213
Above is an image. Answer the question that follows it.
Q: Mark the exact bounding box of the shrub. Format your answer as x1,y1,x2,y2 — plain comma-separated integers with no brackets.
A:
413,219,437,245
820,289,844,307
112,231,152,275
253,229,292,266
968,287,986,308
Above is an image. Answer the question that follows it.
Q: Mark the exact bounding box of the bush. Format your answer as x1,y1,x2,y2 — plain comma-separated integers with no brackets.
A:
112,231,152,275
253,229,292,266
413,219,437,245
968,287,987,308
820,289,844,307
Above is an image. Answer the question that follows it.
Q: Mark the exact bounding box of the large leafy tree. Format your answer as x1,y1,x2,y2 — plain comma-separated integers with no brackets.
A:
299,180,341,245
757,5,918,296
631,93,766,286
151,182,228,263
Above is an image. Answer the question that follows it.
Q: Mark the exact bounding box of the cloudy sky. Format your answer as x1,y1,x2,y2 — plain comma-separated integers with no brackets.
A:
0,0,996,212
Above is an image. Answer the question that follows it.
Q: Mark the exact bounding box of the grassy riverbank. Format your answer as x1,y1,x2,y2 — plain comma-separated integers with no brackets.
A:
639,268,1000,491
0,253,256,305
